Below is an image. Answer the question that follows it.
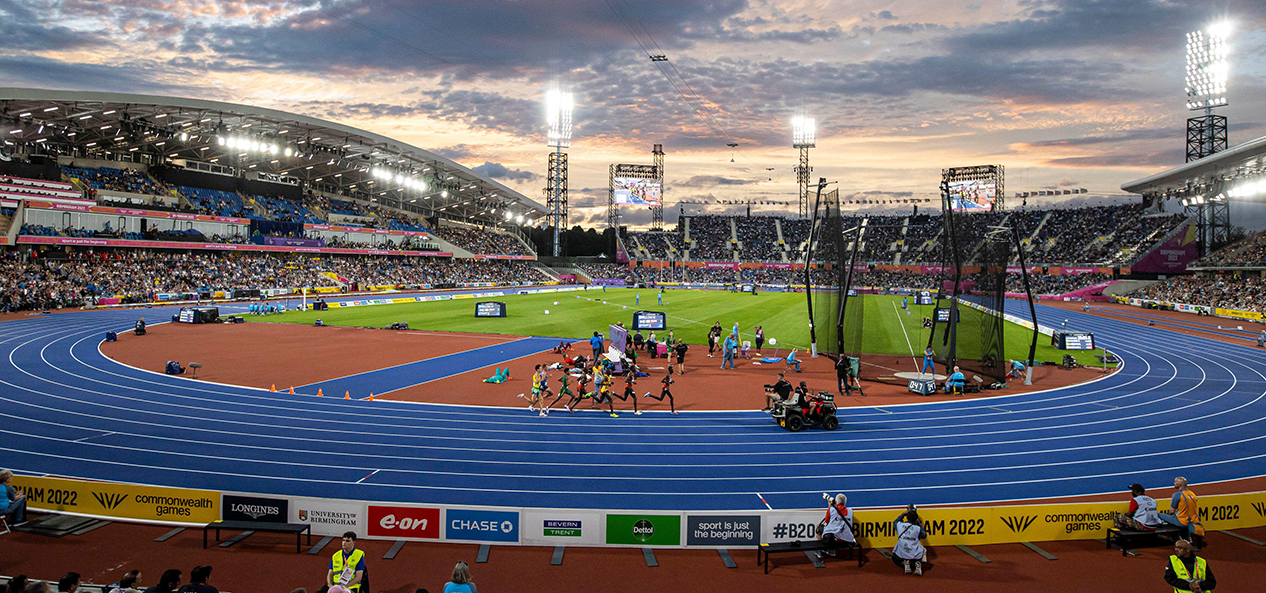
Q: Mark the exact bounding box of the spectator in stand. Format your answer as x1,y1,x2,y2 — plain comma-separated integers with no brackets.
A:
0,469,27,526
177,566,216,593
111,571,141,593
5,577,29,593
26,582,49,593
56,573,79,593
143,571,182,593
442,561,477,593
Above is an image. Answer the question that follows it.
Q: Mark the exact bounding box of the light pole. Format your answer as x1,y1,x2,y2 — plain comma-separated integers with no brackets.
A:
792,115,816,218
1183,21,1233,253
545,87,573,257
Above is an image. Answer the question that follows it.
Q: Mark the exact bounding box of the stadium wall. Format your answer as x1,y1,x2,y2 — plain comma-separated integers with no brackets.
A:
12,475,1265,549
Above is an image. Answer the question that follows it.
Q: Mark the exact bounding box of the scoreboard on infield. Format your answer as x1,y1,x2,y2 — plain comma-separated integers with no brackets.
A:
633,310,667,330
475,301,507,318
1053,330,1095,350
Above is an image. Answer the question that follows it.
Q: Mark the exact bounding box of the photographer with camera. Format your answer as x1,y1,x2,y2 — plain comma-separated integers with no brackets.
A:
893,505,928,575
815,492,855,560
762,372,792,412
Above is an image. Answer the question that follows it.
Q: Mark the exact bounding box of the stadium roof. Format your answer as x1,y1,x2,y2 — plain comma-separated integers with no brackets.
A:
1121,133,1266,198
0,88,546,224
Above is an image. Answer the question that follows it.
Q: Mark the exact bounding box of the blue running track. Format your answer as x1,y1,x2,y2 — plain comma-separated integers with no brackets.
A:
1,298,1263,511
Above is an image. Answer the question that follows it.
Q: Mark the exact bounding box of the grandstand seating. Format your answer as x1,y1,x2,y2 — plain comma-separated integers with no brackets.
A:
178,186,253,218
630,205,1188,267
60,165,169,197
250,194,323,224
1192,229,1266,268
436,226,529,256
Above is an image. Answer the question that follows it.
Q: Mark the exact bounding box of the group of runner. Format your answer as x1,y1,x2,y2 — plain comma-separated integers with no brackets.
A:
519,352,678,416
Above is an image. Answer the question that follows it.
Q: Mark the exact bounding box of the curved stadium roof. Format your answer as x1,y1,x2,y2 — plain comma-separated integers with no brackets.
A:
0,88,545,225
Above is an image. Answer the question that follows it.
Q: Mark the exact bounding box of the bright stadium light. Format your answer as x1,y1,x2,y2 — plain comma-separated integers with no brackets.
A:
545,87,574,148
505,211,514,220
1186,23,1231,112
792,115,816,148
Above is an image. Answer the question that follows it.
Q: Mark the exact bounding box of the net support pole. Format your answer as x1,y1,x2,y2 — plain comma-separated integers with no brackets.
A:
1011,224,1039,384
803,178,828,357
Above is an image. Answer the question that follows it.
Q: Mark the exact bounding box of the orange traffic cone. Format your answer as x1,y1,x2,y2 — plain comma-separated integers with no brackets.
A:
270,384,277,392
367,393,375,401
344,391,351,399
317,388,324,397
288,386,295,394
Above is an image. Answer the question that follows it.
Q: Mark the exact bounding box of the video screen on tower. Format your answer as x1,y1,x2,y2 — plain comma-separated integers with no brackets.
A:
947,179,996,211
613,177,662,206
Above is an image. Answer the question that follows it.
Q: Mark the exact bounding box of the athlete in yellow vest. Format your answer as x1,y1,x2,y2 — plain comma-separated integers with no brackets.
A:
327,531,366,592
1164,539,1215,592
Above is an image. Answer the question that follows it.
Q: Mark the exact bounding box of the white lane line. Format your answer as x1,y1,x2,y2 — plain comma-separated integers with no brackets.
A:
356,469,381,484
73,431,115,443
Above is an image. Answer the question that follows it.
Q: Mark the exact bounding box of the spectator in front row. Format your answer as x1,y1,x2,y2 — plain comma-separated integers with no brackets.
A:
177,566,216,593
25,582,48,593
1165,539,1216,592
1,469,27,526
143,570,182,593
4,575,28,593
57,573,79,593
443,561,477,593
111,571,141,593
1116,483,1163,531
892,506,928,576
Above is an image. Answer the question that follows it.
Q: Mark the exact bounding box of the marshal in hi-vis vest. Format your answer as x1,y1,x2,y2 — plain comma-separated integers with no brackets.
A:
331,548,366,591
1168,554,1207,593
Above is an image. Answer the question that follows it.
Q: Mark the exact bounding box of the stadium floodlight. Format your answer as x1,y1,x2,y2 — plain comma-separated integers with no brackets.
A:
545,87,574,148
792,115,816,148
505,211,514,220
1186,22,1231,111
517,214,526,224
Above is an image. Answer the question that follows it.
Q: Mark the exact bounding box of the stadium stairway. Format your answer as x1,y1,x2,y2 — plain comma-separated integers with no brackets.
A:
1026,211,1051,244
628,234,652,259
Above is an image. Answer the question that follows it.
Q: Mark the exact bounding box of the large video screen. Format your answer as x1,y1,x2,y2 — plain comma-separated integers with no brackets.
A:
947,179,996,211
633,310,667,330
613,177,662,206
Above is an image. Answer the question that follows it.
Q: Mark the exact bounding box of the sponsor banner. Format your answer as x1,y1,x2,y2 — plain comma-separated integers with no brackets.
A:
367,505,441,539
290,497,367,536
761,511,824,544
605,514,682,546
686,515,760,546
223,494,288,523
305,223,431,238
1215,307,1263,322
11,476,218,524
445,509,520,543
1199,491,1266,531
521,510,605,545
25,201,248,223
13,235,450,258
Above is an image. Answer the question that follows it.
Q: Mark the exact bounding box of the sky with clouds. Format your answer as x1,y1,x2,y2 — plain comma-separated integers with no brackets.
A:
2,0,1265,228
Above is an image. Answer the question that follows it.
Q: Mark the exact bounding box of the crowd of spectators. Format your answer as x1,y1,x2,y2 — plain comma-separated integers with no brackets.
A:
1128,274,1266,312
577,263,639,284
250,194,323,224
1008,272,1109,295
684,215,737,261
630,204,1187,267
1194,230,1266,268
734,217,783,261
0,250,549,311
61,165,171,197
436,226,529,256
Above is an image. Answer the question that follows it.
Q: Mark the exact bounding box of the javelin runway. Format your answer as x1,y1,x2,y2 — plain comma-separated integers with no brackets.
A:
1,299,1264,511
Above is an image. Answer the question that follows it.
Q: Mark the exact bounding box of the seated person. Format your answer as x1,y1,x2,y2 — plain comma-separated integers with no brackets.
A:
1008,359,1026,379
788,381,811,408
944,366,964,393
785,349,802,373
892,506,928,575
134,318,147,335
1115,483,1163,531
763,372,793,412
0,469,27,527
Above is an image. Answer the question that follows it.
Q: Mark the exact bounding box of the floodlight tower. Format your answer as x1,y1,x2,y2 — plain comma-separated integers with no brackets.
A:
792,116,816,218
652,143,665,230
545,87,573,257
1185,23,1231,161
1183,22,1233,253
